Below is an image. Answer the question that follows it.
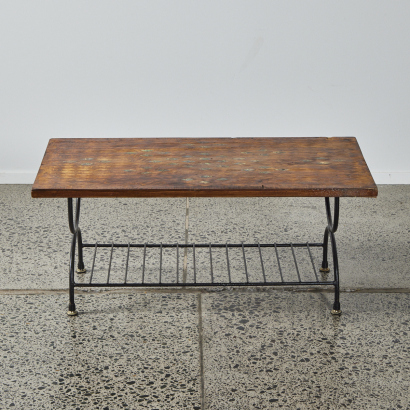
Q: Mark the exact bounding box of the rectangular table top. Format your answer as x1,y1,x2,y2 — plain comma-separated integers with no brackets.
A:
31,137,377,198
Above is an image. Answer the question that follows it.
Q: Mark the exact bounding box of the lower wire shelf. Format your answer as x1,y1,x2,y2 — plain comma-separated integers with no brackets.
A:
74,242,336,288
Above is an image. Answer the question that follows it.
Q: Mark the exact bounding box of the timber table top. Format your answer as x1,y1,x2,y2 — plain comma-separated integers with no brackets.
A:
31,137,377,198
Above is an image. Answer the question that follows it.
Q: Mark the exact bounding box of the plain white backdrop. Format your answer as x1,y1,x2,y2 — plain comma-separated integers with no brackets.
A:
1,1,409,183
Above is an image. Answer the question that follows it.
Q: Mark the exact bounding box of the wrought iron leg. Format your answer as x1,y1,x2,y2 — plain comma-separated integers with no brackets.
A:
321,197,342,315
329,230,341,315
77,228,86,273
67,198,84,316
320,228,330,273
68,231,77,316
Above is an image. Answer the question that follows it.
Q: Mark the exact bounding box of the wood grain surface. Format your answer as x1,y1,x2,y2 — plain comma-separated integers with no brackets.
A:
31,137,378,198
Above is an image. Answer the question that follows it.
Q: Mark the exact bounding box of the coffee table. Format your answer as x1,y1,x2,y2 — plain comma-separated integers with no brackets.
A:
32,137,377,316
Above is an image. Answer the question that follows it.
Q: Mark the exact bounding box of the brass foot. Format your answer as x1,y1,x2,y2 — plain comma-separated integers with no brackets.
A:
331,309,342,315
320,267,330,273
67,310,78,316
76,268,87,274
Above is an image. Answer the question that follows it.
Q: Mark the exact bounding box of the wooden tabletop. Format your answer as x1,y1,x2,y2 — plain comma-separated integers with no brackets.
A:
31,137,377,198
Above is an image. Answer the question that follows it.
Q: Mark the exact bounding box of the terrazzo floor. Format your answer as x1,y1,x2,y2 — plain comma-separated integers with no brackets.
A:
0,185,409,409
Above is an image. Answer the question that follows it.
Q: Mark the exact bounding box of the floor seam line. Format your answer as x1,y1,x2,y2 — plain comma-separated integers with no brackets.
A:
1,288,410,295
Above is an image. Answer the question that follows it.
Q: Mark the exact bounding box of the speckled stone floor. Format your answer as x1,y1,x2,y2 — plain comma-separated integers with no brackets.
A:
0,185,409,409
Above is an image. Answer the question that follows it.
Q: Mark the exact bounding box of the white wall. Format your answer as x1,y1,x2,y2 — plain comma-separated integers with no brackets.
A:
1,0,409,183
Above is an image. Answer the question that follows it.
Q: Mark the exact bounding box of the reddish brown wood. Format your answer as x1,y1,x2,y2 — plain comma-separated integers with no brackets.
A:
31,137,378,198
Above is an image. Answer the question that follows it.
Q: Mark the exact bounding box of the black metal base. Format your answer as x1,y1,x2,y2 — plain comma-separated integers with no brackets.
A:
67,198,342,316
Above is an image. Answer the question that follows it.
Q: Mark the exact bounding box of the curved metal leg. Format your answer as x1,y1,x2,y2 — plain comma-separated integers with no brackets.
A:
321,197,342,315
67,198,85,316
76,228,86,273
320,228,330,273
68,231,78,316
329,230,341,315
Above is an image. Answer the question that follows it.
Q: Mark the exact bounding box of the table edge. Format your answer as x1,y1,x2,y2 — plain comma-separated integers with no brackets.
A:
31,186,378,198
